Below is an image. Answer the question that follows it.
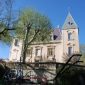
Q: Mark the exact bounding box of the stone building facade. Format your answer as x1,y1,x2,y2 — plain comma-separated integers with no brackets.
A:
9,12,80,63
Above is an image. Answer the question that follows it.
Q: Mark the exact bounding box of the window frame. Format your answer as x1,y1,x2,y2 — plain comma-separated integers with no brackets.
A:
27,48,33,57
68,32,72,41
35,48,42,57
14,39,19,46
47,47,55,57
68,47,72,56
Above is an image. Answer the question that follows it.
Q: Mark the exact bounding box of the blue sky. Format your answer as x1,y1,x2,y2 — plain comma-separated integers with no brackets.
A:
0,0,85,59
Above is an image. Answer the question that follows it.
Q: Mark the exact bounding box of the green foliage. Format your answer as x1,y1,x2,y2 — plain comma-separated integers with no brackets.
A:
80,44,85,65
0,22,12,44
0,64,5,78
15,8,52,42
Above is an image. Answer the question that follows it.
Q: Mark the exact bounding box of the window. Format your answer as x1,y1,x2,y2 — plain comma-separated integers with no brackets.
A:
68,33,72,40
68,22,71,25
68,47,72,55
36,49,41,56
27,48,32,56
71,22,73,25
53,35,58,40
14,39,19,46
47,48,54,56
68,22,73,25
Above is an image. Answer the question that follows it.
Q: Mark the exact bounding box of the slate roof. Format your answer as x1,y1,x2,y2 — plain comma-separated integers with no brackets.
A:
53,28,62,40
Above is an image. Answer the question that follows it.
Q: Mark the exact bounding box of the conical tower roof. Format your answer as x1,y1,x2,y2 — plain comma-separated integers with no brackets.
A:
62,12,78,29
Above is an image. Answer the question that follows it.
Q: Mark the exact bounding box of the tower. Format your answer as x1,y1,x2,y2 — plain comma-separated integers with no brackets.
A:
62,12,79,57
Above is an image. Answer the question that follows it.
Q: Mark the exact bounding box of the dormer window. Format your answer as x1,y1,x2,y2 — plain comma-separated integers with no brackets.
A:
68,22,71,25
68,22,73,25
71,22,73,25
53,35,58,40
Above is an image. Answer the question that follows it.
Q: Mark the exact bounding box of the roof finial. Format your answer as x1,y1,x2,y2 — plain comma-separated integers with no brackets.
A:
68,7,71,14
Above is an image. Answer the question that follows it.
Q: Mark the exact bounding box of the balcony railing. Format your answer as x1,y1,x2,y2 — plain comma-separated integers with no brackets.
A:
47,55,56,62
35,56,42,61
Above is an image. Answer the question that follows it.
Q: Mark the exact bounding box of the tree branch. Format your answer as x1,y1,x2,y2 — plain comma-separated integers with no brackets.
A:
0,28,15,35
23,29,39,57
60,60,83,76
22,28,40,63
27,29,40,45
54,54,82,80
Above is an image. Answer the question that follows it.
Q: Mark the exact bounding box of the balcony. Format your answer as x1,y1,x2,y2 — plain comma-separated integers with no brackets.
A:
47,55,56,62
35,56,41,61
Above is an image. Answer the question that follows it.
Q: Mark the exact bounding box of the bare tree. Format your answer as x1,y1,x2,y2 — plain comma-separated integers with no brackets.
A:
63,52,81,63
54,53,82,85
0,0,15,43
